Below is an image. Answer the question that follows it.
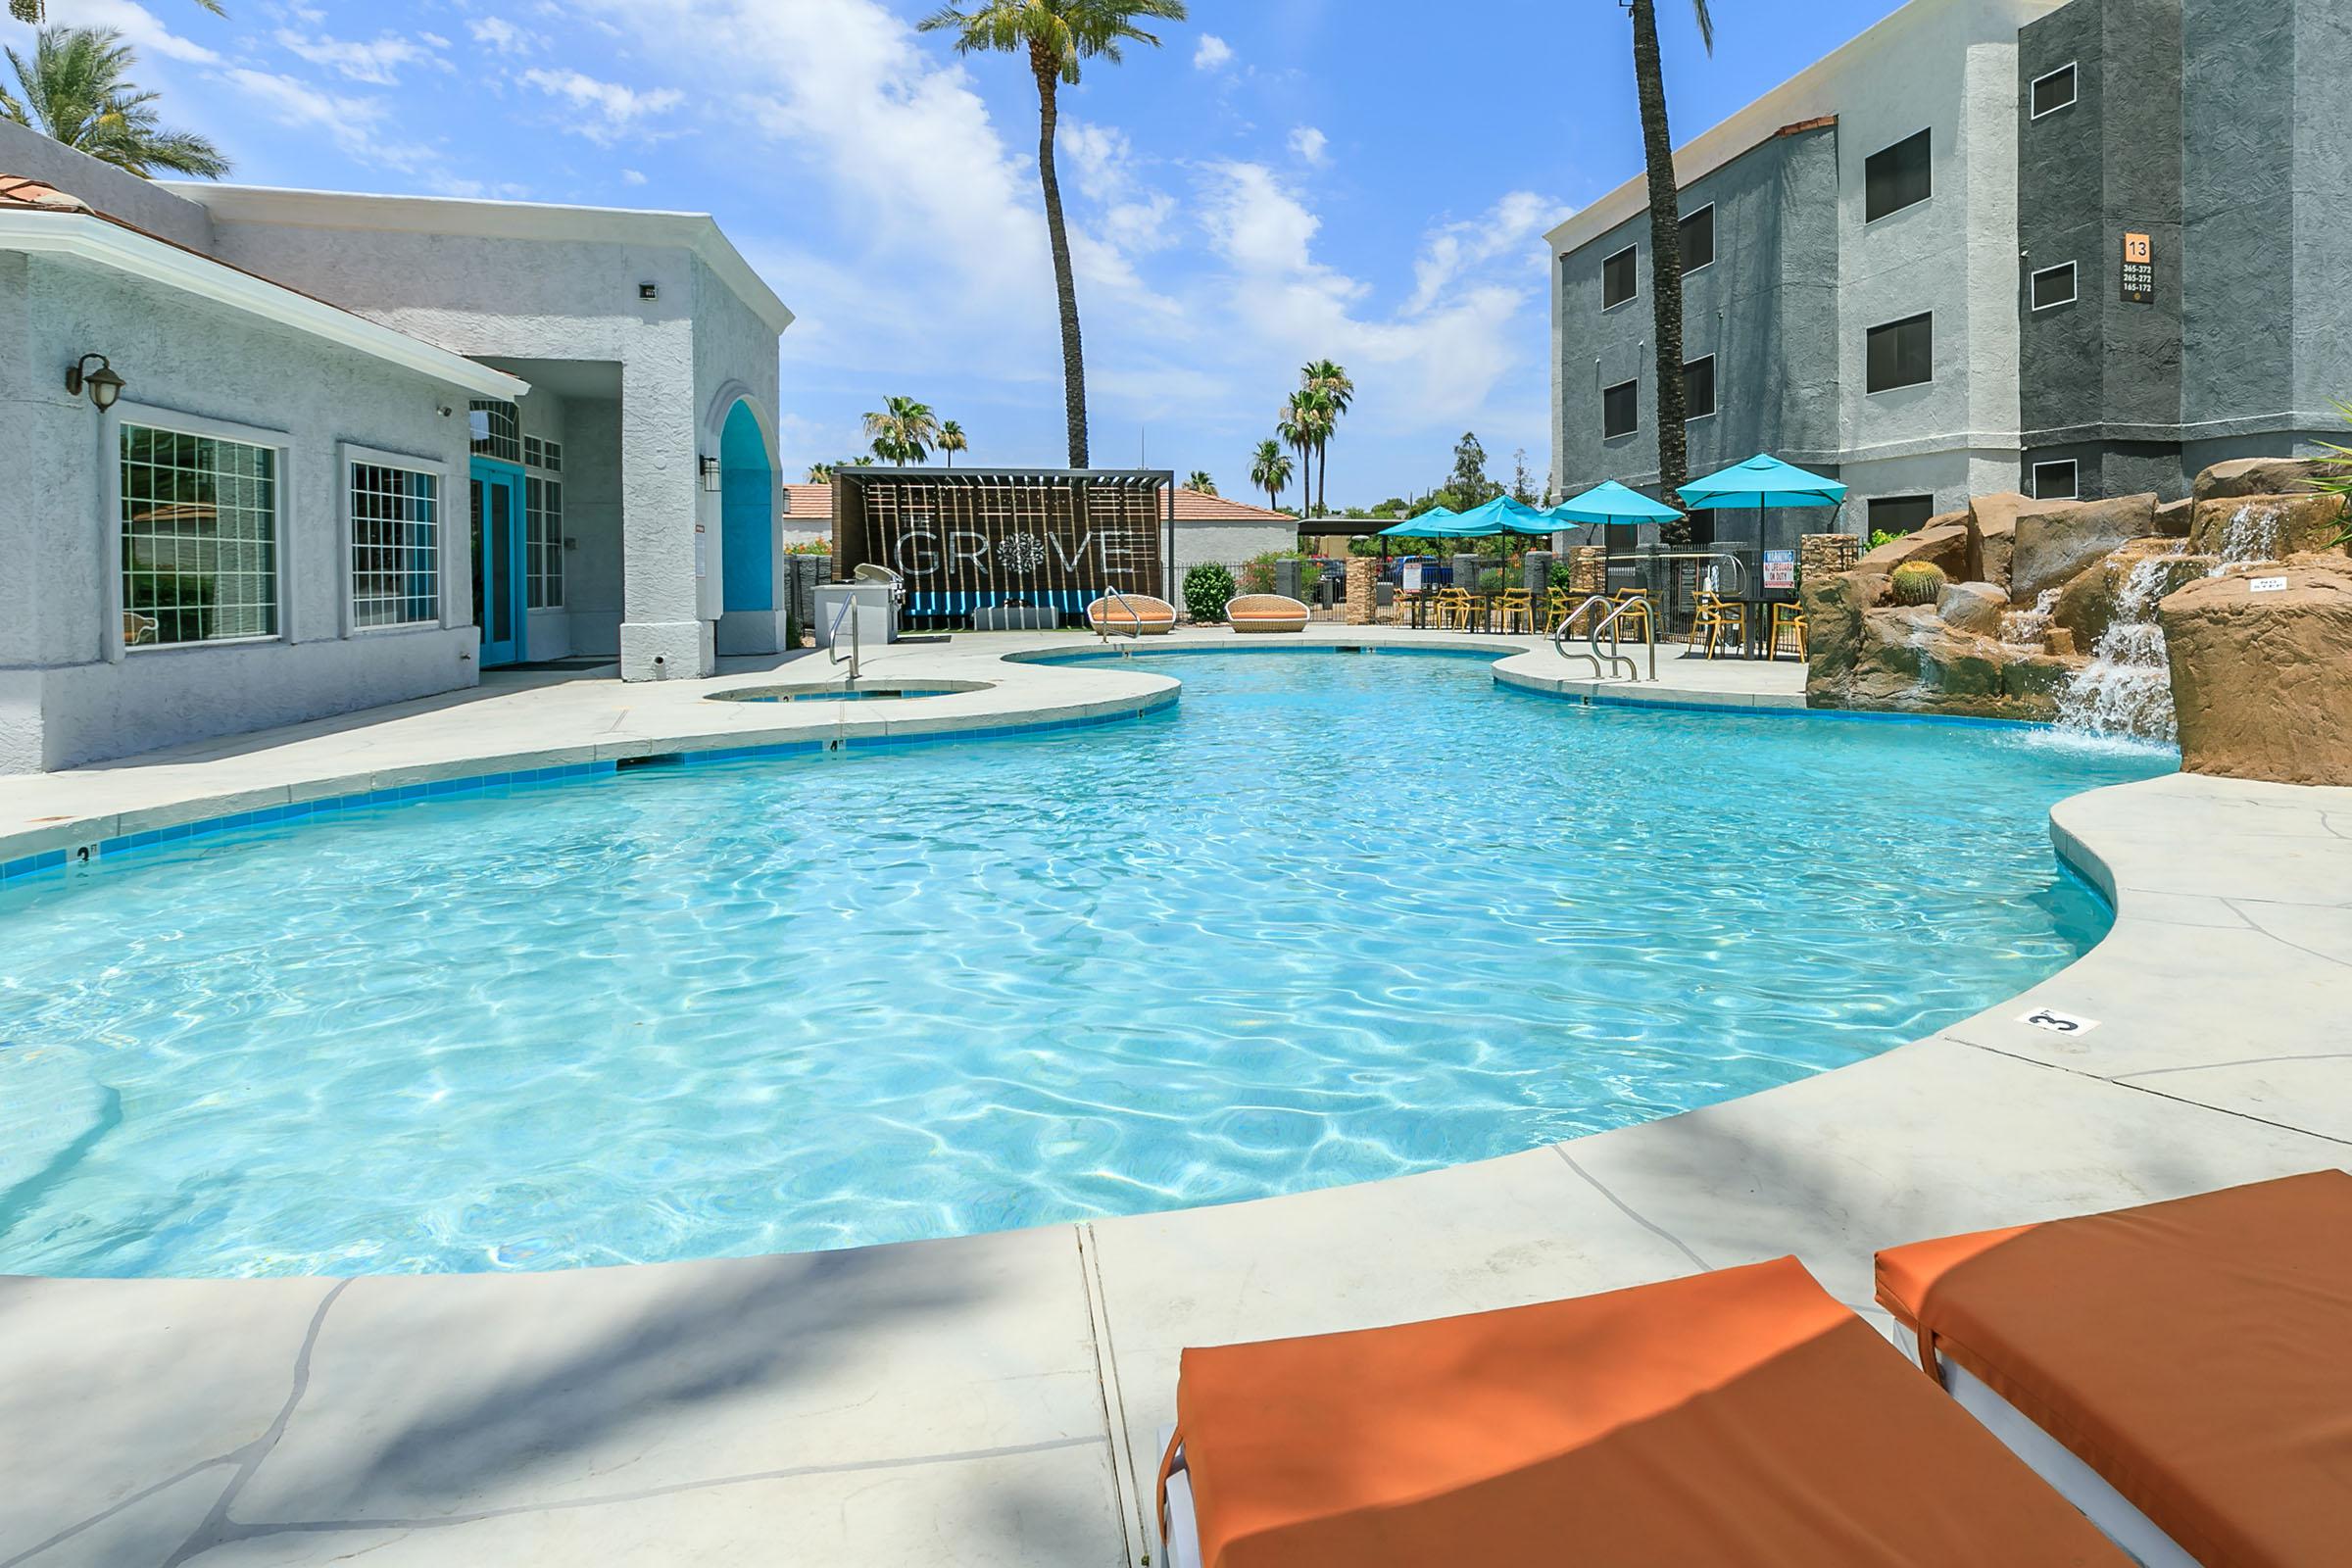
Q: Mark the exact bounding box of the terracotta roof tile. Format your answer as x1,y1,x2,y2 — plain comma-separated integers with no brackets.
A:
1171,488,1294,524
0,174,93,214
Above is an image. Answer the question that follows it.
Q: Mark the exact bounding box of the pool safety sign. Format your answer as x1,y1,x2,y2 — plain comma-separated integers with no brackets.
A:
1763,549,1796,591
2121,232,2155,304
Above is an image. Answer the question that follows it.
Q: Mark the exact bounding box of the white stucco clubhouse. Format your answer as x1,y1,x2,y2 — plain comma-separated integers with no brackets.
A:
0,121,793,775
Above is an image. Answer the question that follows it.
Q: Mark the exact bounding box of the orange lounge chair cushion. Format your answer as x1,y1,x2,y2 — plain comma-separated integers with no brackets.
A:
1875,1169,2352,1568
1165,1255,2127,1568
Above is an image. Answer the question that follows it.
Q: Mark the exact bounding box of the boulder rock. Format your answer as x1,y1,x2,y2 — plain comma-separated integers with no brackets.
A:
1859,511,1970,575
2051,538,2203,652
2161,562,2352,785
2191,457,2337,505
2011,492,2160,601
2154,497,2194,537
1938,580,2009,638
1967,491,2064,589
2186,492,2349,563
1808,600,2079,721
1800,569,1888,701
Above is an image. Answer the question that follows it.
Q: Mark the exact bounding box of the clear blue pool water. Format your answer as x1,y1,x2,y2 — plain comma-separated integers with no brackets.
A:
0,652,2172,1278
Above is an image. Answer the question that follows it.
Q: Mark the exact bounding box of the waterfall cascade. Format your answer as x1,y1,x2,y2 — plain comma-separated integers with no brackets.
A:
1999,589,2060,648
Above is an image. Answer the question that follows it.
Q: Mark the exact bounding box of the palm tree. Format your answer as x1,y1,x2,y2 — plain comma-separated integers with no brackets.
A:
1627,0,1713,545
1249,438,1294,514
3,27,230,178
1298,360,1352,515
807,461,836,483
860,396,940,466
1185,469,1215,495
937,419,969,467
8,0,221,22
1282,389,1336,517
918,0,1188,468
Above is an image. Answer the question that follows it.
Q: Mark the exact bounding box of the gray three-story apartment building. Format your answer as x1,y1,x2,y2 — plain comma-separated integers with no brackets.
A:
1549,0,2352,546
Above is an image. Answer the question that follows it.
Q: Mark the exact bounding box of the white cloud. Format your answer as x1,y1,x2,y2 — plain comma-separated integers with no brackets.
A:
220,67,440,173
29,0,222,64
620,168,649,185
466,16,542,56
273,28,447,85
1288,125,1328,167
520,68,685,145
1193,33,1233,71
1406,189,1570,315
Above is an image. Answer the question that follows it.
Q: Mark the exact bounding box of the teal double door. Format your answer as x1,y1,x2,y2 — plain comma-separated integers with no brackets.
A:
470,460,526,668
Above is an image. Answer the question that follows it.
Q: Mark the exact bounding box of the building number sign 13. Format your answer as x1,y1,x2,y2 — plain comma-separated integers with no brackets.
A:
2122,231,2155,304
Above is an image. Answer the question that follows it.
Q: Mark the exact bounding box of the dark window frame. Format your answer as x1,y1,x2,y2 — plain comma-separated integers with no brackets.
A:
2030,260,2078,312
1679,204,1715,273
1683,355,1717,420
2030,459,2080,501
1867,495,1938,537
1865,311,1935,394
2031,62,2079,121
1600,245,1639,311
1601,378,1640,440
1864,129,1934,223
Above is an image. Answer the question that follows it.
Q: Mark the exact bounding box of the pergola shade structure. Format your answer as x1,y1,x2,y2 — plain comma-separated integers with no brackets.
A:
834,468,1173,631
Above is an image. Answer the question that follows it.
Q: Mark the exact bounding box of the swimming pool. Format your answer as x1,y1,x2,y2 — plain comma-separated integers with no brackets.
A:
0,651,2172,1278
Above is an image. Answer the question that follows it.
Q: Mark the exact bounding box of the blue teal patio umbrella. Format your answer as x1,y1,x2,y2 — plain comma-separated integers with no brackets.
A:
1677,453,1847,511
1375,505,1458,538
1545,479,1686,528
1446,495,1556,538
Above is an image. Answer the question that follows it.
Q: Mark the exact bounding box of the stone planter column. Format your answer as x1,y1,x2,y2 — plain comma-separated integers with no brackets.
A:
1523,550,1553,599
1345,557,1376,625
1452,553,1484,592
1274,557,1303,602
1800,533,1859,586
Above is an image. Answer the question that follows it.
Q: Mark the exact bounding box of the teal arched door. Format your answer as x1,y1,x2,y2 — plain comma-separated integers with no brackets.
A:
720,402,774,613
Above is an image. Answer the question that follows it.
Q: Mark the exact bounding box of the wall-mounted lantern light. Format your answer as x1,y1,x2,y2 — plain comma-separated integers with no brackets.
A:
66,354,125,411
639,282,660,301
699,455,723,493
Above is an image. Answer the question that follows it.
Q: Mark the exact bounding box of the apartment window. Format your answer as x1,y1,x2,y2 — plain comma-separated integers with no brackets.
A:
526,475,565,610
541,440,562,473
1868,495,1937,537
2031,261,2078,311
522,434,544,468
469,399,521,465
1680,204,1715,272
1601,245,1638,310
2031,459,2080,501
349,461,441,629
1864,129,1933,222
1602,378,1640,439
1683,355,1717,419
1866,312,1935,393
2031,63,2078,120
120,421,279,647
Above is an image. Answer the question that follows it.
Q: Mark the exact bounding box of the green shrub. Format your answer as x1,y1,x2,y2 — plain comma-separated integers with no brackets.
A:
1477,566,1504,594
1546,561,1579,594
1348,535,1382,558
1890,561,1947,606
1237,551,1280,595
1183,562,1237,623
1867,528,1904,551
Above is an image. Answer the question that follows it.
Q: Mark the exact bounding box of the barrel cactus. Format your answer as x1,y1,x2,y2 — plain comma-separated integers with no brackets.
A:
1890,562,1947,607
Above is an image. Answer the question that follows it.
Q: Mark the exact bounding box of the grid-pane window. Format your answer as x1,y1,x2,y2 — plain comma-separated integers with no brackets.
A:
1869,495,1936,536
350,463,441,629
1866,313,1934,393
526,475,565,609
120,423,278,647
2032,64,2078,119
542,441,562,473
1683,356,1716,419
1601,245,1638,309
2031,261,2078,311
1680,205,1714,271
1865,130,1932,221
1602,379,1639,439
522,434,544,468
469,399,521,464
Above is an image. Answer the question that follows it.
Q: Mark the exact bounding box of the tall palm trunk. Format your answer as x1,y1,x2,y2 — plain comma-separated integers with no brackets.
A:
1630,0,1690,546
1029,39,1090,468
1315,443,1327,517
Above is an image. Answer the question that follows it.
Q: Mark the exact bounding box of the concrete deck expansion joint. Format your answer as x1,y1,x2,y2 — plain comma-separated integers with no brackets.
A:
1,628,2346,1566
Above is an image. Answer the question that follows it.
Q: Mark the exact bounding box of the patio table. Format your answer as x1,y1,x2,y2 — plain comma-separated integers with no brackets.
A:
1709,595,1800,658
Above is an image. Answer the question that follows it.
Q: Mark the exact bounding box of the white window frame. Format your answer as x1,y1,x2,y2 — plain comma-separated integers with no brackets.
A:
1863,128,1934,225
103,402,293,663
1600,244,1640,312
1864,311,1936,395
1683,354,1718,421
2031,260,2079,312
1601,377,1641,440
339,442,451,636
2030,459,2080,502
2030,62,2079,121
1679,203,1716,275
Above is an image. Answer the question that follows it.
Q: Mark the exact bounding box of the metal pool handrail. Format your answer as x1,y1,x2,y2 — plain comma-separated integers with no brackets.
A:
827,596,862,683
1094,583,1145,654
1551,594,1652,682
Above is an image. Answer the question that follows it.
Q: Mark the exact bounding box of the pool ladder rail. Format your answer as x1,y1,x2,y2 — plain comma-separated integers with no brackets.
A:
1094,583,1145,657
1551,594,1656,683
827,564,906,684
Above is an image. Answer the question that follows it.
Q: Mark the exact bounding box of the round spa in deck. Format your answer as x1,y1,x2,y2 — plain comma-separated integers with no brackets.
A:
0,650,2173,1278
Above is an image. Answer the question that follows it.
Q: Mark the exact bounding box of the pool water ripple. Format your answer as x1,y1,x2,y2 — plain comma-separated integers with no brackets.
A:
0,652,2171,1277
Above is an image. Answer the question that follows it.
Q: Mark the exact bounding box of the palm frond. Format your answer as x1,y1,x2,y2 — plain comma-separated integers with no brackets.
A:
1691,0,1714,54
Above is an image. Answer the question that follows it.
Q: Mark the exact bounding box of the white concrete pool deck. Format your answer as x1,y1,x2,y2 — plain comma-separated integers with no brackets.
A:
2,629,2346,1567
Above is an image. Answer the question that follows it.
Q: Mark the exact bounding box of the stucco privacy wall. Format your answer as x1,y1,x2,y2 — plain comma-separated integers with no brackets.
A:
1171,520,1296,584
0,253,476,772
0,119,215,253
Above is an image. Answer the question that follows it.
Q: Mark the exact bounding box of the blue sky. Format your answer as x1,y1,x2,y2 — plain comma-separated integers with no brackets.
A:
16,0,1904,506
